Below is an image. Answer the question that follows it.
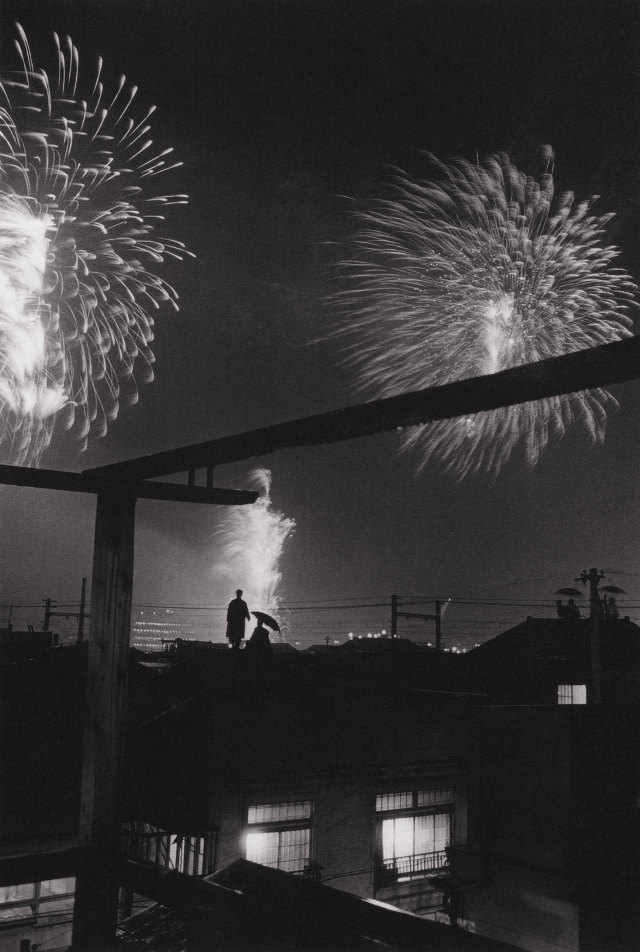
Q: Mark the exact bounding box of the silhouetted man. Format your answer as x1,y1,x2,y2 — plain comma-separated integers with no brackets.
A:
226,589,250,649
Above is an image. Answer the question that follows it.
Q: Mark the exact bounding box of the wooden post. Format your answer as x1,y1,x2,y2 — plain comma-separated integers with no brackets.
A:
435,600,442,651
72,487,137,951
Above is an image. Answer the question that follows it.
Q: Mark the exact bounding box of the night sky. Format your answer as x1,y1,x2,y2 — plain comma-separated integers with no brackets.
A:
1,0,639,647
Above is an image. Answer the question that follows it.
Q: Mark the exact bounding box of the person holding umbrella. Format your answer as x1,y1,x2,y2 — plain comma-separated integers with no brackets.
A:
246,611,279,655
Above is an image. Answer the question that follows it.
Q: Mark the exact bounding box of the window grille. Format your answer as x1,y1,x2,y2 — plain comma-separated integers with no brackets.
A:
246,827,311,873
417,788,454,807
0,879,75,923
247,801,311,824
245,800,312,873
375,788,453,889
376,788,454,812
557,683,587,705
376,792,412,812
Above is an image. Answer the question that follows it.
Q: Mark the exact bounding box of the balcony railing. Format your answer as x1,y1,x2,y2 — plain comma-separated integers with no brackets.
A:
375,849,448,888
121,829,170,870
121,827,216,877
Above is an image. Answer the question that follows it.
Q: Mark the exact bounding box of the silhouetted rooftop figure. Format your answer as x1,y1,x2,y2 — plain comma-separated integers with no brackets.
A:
556,598,580,620
566,598,581,619
605,596,619,620
246,621,273,655
227,589,250,650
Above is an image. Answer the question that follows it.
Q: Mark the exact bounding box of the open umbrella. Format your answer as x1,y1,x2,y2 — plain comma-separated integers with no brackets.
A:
601,585,626,595
251,611,280,632
554,588,583,597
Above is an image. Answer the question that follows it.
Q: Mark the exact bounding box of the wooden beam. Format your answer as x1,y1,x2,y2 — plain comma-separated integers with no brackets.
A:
0,464,257,505
134,482,257,506
83,335,640,481
72,487,137,951
0,845,82,887
0,465,101,493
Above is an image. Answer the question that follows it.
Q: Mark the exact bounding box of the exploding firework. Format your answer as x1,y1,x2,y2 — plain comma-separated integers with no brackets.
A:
332,150,638,477
213,469,295,631
0,25,192,462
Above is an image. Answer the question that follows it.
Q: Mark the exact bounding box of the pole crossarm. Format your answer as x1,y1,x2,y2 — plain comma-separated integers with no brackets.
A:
0,464,257,505
82,335,640,481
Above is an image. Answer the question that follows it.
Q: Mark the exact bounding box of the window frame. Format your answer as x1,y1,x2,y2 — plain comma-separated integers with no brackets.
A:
557,683,587,705
374,787,454,889
0,878,76,926
245,799,313,875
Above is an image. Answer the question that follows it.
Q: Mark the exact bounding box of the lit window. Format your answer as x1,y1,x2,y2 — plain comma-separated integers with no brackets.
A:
376,788,453,811
0,878,75,922
376,792,412,812
557,684,587,705
375,788,453,888
246,801,312,874
248,801,311,824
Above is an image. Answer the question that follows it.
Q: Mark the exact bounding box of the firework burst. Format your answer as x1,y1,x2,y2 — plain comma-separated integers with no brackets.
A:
332,150,638,477
0,24,192,462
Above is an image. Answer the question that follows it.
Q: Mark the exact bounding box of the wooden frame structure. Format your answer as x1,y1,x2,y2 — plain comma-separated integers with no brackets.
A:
1,334,639,949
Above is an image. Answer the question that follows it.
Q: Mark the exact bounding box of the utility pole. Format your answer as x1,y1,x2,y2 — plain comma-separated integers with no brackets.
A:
42,582,91,645
43,597,55,632
391,595,442,649
77,577,87,644
577,567,604,704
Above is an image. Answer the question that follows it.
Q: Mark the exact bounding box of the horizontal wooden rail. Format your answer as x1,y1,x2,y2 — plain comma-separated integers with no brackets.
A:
0,464,257,505
83,335,640,481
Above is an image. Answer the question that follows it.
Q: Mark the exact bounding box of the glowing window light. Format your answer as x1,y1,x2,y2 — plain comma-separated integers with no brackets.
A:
376,792,412,812
245,800,312,874
557,684,587,705
248,801,311,824
246,831,279,867
380,814,451,870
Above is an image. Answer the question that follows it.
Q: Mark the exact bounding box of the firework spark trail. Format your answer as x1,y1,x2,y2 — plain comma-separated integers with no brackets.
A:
0,24,192,462
213,469,295,634
332,149,638,477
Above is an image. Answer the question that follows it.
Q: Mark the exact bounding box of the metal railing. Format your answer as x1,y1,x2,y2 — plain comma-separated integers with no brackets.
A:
121,827,216,877
376,849,448,887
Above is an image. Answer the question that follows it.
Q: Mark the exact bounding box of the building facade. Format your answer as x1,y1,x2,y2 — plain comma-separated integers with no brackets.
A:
123,649,473,920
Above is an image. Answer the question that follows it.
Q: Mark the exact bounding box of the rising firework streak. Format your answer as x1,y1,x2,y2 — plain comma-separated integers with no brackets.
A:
213,469,295,634
0,25,192,462
332,149,638,477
